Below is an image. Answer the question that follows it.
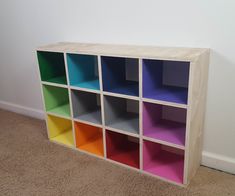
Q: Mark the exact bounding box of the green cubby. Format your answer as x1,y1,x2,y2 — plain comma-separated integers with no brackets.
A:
37,51,67,84
42,85,71,117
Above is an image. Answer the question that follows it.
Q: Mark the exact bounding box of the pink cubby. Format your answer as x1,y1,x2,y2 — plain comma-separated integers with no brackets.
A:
143,140,184,183
143,102,186,147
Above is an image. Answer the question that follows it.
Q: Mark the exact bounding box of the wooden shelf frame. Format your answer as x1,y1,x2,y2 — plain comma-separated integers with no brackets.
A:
37,42,209,186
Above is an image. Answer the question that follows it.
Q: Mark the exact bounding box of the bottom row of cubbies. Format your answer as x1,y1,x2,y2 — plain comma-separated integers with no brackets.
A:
47,114,184,184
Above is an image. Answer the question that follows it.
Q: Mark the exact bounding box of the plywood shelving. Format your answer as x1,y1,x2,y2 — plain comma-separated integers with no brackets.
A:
37,42,209,186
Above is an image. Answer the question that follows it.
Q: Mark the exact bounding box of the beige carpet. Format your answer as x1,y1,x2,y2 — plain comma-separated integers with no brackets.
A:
0,109,234,196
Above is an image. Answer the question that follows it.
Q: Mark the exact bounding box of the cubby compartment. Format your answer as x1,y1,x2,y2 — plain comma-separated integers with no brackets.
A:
42,85,70,117
143,140,184,183
47,114,74,147
75,122,104,157
101,56,139,96
143,59,190,104
71,90,101,125
67,54,100,90
106,130,139,168
103,95,139,134
143,102,186,146
37,51,67,84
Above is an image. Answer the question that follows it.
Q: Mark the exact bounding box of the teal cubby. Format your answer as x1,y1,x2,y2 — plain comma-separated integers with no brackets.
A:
67,54,100,90
37,51,67,84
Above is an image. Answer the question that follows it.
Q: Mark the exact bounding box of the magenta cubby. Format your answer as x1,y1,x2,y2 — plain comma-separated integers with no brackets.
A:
143,102,186,147
106,130,140,169
143,59,190,104
143,140,184,183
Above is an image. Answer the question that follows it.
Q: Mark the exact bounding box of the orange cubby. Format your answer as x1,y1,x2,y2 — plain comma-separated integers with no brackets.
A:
74,122,104,157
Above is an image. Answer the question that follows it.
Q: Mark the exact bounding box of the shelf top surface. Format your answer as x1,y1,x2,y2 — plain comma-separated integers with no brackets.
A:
37,42,209,61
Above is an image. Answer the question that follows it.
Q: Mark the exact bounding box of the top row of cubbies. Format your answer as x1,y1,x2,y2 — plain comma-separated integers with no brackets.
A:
37,51,190,104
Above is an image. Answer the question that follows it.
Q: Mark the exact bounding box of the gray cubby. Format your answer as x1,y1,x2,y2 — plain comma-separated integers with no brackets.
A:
103,95,139,134
71,90,102,125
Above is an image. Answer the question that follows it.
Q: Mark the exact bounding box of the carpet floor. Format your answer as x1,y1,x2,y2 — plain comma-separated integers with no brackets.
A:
0,109,234,196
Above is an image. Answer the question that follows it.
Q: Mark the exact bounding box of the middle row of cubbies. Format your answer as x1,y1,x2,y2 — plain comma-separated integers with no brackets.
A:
43,84,186,147
38,51,189,104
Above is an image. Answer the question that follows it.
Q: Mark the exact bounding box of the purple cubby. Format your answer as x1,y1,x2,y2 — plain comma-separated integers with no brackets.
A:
143,59,190,104
143,102,186,147
143,140,184,184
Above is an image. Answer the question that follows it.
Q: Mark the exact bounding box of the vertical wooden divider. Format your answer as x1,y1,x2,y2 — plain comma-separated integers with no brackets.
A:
64,52,77,147
139,58,143,170
98,55,107,158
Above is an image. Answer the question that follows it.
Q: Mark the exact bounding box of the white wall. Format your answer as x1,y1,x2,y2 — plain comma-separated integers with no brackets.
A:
0,0,234,173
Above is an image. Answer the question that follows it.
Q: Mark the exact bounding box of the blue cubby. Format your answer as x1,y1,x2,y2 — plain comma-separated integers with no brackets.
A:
101,56,139,96
67,54,100,90
143,59,189,104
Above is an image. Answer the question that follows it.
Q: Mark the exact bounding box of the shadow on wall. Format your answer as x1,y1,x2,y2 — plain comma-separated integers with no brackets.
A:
203,50,235,159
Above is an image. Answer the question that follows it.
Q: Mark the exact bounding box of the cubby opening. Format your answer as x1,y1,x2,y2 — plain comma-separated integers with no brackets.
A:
101,56,139,96
47,115,74,147
143,102,186,146
42,85,70,117
104,95,139,134
71,90,101,125
75,122,104,157
143,140,184,183
67,54,100,90
143,59,190,104
106,130,139,168
37,51,67,84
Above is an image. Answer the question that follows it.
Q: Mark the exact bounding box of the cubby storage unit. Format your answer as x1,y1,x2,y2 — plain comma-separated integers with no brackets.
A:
143,140,184,183
37,42,209,186
47,114,74,147
103,95,139,135
42,85,71,117
143,59,189,104
106,130,139,168
143,102,186,147
37,51,67,84
75,122,104,157
67,54,100,90
71,90,102,125
101,56,139,96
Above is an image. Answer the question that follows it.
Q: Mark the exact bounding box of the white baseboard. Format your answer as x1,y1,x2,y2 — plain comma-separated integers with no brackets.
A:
0,100,234,174
202,151,235,174
0,100,44,120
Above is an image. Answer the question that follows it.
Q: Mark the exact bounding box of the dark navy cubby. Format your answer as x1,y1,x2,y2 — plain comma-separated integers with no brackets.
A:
143,59,190,104
67,54,100,90
101,56,139,96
